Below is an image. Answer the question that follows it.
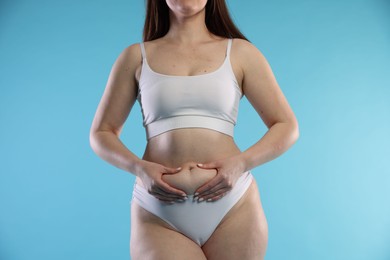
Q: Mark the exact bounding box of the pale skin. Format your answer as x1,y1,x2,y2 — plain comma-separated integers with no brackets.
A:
90,0,299,259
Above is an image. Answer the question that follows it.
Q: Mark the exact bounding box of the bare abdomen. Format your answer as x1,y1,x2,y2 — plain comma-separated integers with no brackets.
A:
136,128,241,196
161,162,217,195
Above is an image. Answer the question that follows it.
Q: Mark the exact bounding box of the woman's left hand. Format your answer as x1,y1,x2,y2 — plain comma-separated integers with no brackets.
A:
193,155,246,202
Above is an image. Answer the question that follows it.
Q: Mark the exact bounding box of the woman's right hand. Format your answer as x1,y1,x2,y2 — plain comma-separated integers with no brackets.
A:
137,160,188,203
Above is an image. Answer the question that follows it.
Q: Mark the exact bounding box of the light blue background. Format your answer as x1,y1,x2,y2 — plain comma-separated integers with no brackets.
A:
1,0,389,259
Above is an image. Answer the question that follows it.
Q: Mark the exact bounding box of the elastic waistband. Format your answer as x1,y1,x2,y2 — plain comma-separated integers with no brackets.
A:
145,115,235,140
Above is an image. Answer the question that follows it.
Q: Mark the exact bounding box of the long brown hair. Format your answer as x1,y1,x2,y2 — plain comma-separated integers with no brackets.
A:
143,0,249,42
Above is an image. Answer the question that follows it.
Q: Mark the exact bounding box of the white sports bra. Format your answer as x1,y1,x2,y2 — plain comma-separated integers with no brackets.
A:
137,38,243,140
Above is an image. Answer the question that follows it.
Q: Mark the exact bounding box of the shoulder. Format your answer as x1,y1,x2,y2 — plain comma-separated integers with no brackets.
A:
110,42,143,79
102,42,144,87
119,42,143,65
231,38,267,62
231,38,256,50
231,38,270,75
137,38,164,50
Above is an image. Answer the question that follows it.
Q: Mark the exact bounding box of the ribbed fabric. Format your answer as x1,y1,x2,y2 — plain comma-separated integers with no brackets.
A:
137,38,242,140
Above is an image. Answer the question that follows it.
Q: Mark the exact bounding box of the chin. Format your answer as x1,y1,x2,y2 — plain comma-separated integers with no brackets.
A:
166,0,208,17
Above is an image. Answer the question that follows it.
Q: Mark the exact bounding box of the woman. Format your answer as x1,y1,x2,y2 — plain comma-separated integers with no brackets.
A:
90,0,299,259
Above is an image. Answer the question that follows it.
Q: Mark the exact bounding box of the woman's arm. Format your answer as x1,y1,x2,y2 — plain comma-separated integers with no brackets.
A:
89,43,144,176
236,39,300,172
89,43,186,200
194,39,299,202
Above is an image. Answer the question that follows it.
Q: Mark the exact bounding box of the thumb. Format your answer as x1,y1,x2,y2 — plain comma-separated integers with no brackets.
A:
197,162,218,169
163,166,182,175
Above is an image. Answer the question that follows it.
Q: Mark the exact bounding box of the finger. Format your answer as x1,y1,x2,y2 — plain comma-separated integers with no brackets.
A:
155,196,176,204
158,181,188,198
194,175,223,195
157,196,186,204
196,185,227,202
197,162,218,169
152,187,182,199
162,166,182,175
196,181,226,197
204,188,230,201
151,189,187,203
155,186,187,200
148,190,175,201
194,187,228,202
205,190,230,202
154,195,174,203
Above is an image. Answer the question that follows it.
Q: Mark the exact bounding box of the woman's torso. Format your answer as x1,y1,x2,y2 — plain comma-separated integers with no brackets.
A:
139,130,242,194
134,36,245,194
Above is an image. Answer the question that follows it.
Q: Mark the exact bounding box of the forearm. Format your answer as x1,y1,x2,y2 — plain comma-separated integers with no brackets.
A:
89,131,144,176
238,121,299,172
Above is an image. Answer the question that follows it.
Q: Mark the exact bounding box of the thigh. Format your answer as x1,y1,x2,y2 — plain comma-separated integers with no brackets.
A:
202,179,269,260
130,201,207,260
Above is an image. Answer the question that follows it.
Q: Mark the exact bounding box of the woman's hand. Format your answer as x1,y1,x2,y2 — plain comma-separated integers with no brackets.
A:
137,160,188,203
194,155,246,202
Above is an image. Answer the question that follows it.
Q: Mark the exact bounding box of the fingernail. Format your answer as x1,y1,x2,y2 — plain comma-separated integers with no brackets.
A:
207,198,212,202
181,193,187,197
197,163,203,166
198,197,204,202
194,192,199,196
176,167,182,170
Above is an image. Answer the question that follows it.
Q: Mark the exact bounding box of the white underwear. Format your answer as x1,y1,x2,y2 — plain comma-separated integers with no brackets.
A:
131,171,253,246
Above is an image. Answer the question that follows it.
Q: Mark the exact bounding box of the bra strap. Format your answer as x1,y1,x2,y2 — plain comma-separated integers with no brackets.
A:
226,38,233,58
139,42,146,60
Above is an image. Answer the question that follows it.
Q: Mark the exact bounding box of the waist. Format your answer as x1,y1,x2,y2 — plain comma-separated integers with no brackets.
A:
139,162,217,195
135,161,252,196
136,128,242,190
142,128,241,167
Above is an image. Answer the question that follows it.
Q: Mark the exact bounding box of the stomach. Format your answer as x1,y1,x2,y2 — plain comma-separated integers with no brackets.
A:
161,162,217,195
136,128,242,195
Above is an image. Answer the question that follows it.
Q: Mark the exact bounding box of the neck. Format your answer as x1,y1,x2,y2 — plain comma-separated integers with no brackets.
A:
165,9,212,44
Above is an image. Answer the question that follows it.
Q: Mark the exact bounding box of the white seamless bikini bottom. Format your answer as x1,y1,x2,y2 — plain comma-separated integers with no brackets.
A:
131,171,253,246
